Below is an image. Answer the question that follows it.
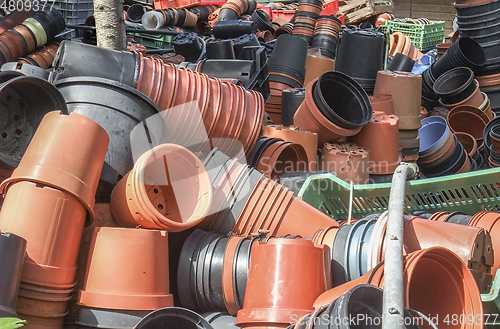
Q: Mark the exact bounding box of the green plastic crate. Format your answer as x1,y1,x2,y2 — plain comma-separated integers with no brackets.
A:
386,19,445,51
297,168,500,219
129,33,173,50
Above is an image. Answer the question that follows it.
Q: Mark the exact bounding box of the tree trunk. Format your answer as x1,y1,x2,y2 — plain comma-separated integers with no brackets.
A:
93,0,127,50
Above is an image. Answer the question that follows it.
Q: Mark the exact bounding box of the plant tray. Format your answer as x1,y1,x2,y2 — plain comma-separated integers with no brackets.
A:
386,19,445,51
338,0,394,25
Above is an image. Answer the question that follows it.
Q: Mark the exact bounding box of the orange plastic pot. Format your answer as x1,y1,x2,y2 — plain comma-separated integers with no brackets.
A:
442,80,484,110
110,144,212,232
320,143,370,184
369,94,394,115
314,247,483,329
0,181,86,287
303,53,335,87
0,111,108,225
447,105,490,142
236,238,332,329
469,211,500,275
78,227,173,311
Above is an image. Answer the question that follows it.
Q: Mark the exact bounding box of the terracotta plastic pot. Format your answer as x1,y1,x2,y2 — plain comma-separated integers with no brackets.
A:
447,105,490,141
320,143,370,184
76,306,149,329
456,132,478,157
303,53,335,87
433,67,477,105
0,9,35,35
17,42,60,69
0,231,26,317
110,144,212,231
262,125,318,172
373,70,422,130
78,227,173,311
369,94,394,115
236,238,332,328
254,139,309,179
314,247,483,329
0,111,108,224
0,181,86,287
469,211,500,275
0,76,68,172
352,112,401,175
134,307,213,329
442,79,485,110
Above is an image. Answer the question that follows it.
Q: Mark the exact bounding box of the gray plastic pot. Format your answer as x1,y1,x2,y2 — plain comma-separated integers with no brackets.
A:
54,76,160,194
133,307,214,329
418,116,450,155
0,231,26,318
0,62,50,81
77,306,150,329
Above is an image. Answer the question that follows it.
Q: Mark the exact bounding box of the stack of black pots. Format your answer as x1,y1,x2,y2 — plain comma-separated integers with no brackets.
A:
311,15,341,59
250,9,274,32
335,28,385,94
292,0,324,45
421,37,486,109
484,117,500,166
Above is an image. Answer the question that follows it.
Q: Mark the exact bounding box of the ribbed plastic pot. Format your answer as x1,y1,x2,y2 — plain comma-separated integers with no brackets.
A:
281,88,306,126
442,79,484,110
51,40,140,87
0,62,50,80
111,144,212,231
430,37,486,78
0,111,107,226
320,143,371,184
0,9,35,35
254,140,309,179
76,306,150,329
456,132,478,157
0,181,86,287
447,105,490,141
212,20,257,39
387,53,415,72
127,4,148,22
173,32,204,62
134,307,214,329
420,137,466,177
268,35,309,86
468,211,500,275
206,40,235,59
55,76,160,187
0,76,67,172
236,238,331,329
373,70,422,130
335,28,385,92
78,227,173,311
142,10,166,30
0,231,26,317
433,66,476,105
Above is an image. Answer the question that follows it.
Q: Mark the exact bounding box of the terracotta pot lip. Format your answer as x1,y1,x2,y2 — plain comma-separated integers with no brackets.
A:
455,132,478,157
447,105,489,139
442,79,481,108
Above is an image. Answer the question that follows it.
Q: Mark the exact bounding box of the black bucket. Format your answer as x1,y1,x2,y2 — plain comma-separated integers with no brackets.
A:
281,88,306,126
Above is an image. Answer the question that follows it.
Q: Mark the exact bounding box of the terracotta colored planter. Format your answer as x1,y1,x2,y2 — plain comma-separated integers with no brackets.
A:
320,143,370,184
314,247,483,329
262,125,319,172
369,94,394,115
447,105,490,142
442,79,484,110
0,111,108,224
469,211,500,275
352,112,401,175
373,70,422,130
17,42,59,69
0,181,86,287
456,132,478,158
254,139,309,179
0,9,35,34
303,53,335,87
236,238,332,328
110,144,212,232
78,227,173,311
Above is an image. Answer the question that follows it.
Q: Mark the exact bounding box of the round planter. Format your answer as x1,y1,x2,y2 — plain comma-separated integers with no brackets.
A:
369,94,394,115
0,232,26,318
442,79,484,110
373,70,422,130
127,4,148,23
77,306,150,329
142,10,166,30
418,116,451,155
303,54,335,87
110,144,212,231
431,37,486,78
456,132,478,157
134,307,213,329
0,76,67,172
78,227,173,311
268,35,309,86
320,143,370,184
236,238,331,328
433,66,476,105
447,105,490,141
281,88,306,127
387,53,415,72
0,111,107,225
468,211,500,274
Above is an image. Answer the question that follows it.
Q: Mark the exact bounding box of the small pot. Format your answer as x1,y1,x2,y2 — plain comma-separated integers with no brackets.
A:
320,143,371,184
456,132,478,157
430,37,486,78
387,53,415,72
433,66,476,105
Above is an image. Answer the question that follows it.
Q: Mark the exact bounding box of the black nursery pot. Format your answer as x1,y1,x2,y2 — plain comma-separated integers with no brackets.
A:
127,4,148,23
267,34,309,84
430,37,486,78
432,66,476,105
173,32,204,62
281,88,306,126
387,53,415,72
212,20,257,39
232,33,260,57
206,39,235,59
251,9,273,32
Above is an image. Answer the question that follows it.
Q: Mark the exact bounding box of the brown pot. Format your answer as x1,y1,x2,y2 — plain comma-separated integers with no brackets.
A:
417,129,456,166
0,181,86,287
320,143,370,184
303,54,335,87
236,238,332,329
479,92,494,120
262,125,319,172
442,80,484,110
78,227,173,310
447,105,490,142
293,78,362,146
255,141,309,179
183,9,198,27
352,112,401,175
369,94,394,115
110,144,212,231
373,70,422,130
0,111,108,225
456,132,478,158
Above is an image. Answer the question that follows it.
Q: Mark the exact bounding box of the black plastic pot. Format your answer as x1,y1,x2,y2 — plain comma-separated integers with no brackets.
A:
173,32,204,62
311,36,338,60
0,232,26,318
313,71,373,129
477,39,500,61
387,53,415,72
445,212,473,225
0,76,68,171
77,306,150,329
420,137,466,177
268,34,308,85
212,20,257,39
251,10,273,32
457,5,500,25
0,62,50,80
281,88,306,126
54,77,160,190
430,37,486,78
334,28,385,92
421,68,440,109
32,8,66,40
127,4,148,22
460,20,500,38
247,137,283,167
134,307,214,329
203,312,238,329
51,40,140,87
218,7,239,21
455,0,500,17
433,67,476,105
232,33,260,57
485,87,500,112
206,40,235,59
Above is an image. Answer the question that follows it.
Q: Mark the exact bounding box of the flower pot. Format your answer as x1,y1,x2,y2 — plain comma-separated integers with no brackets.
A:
430,37,486,78
0,181,86,287
251,9,273,32
254,140,309,179
76,306,149,329
281,88,306,126
0,111,108,224
303,53,335,88
456,132,478,158
54,77,160,188
78,227,173,311
142,11,166,30
418,116,452,155
369,94,394,115
447,105,490,141
110,144,212,231
206,40,236,59
127,4,148,23
134,307,213,329
320,143,370,184
212,20,257,39
0,76,67,172
433,67,477,105
236,238,332,328
0,10,35,35
442,79,484,110
373,70,422,130
203,312,238,329
173,32,204,62
352,112,401,175
268,35,309,87
0,231,26,317
387,53,415,72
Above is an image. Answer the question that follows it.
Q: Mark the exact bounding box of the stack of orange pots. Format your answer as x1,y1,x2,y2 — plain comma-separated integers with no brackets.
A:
0,111,108,329
388,32,423,60
320,143,371,185
17,42,60,69
292,0,324,45
0,9,34,34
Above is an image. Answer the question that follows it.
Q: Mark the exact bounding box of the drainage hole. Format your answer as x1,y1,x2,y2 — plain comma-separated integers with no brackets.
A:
154,188,159,194
158,204,164,210
15,129,22,135
1,132,7,138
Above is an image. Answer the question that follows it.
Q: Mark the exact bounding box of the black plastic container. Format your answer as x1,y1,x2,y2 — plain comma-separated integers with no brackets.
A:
251,9,273,32
420,137,466,177
268,34,308,86
173,32,204,62
127,4,148,23
232,33,260,57
0,232,26,318
218,7,239,21
281,88,306,126
433,66,476,105
430,37,486,78
387,53,415,72
206,40,235,59
212,20,257,39
455,0,500,17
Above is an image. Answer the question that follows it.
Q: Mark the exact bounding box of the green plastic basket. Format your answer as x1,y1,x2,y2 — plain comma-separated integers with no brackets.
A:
128,31,173,50
386,19,445,51
297,168,500,219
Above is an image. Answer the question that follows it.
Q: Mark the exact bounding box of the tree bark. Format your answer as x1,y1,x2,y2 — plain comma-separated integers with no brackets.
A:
93,0,127,50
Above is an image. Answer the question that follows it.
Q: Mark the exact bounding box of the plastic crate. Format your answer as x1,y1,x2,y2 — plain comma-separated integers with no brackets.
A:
154,0,225,9
297,168,500,219
130,32,173,50
52,0,94,25
482,269,500,325
386,19,445,51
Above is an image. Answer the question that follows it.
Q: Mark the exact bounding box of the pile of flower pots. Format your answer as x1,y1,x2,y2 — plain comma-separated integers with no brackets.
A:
319,143,370,184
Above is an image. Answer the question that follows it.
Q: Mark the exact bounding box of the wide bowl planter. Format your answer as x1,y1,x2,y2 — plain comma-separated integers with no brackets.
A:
0,231,26,317
447,105,490,141
0,111,108,224
236,238,332,328
433,67,476,105
0,76,67,173
78,227,173,311
110,144,212,231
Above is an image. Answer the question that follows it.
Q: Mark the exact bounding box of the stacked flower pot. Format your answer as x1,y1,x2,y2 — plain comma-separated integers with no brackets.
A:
319,143,371,184
310,15,341,59
292,0,324,45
